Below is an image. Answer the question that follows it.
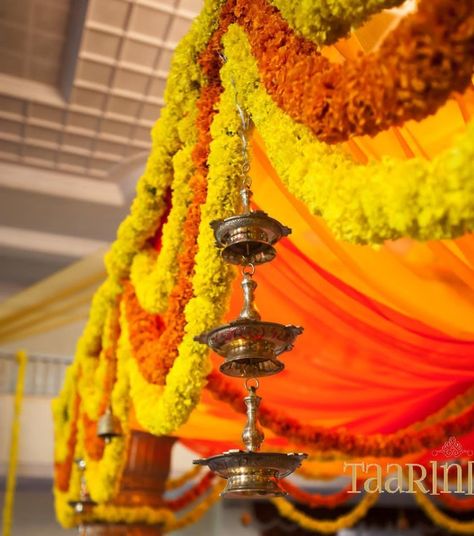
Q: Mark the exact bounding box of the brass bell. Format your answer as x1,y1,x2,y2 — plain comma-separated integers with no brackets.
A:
97,405,122,443
195,272,302,378
210,188,291,266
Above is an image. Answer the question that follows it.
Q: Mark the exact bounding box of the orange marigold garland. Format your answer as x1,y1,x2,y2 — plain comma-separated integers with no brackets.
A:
124,8,235,386
206,371,474,457
236,0,474,142
164,472,215,511
280,479,356,509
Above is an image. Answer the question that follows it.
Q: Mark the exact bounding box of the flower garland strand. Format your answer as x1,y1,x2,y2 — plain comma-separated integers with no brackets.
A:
129,5,241,434
84,299,132,504
269,0,404,45
206,371,474,457
164,472,215,511
415,487,474,534
436,493,474,513
223,24,474,244
279,479,356,509
166,465,203,491
238,0,474,143
2,351,27,536
272,491,379,534
77,481,225,530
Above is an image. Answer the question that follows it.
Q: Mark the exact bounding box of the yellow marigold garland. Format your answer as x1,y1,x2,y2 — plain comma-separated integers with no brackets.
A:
84,301,131,504
129,57,241,435
76,481,224,530
414,488,474,534
223,24,474,244
2,351,27,536
269,0,404,45
52,363,79,464
130,121,196,315
272,492,379,533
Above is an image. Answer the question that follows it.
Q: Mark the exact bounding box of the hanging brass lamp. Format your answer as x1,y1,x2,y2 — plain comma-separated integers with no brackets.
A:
195,267,302,378
97,404,122,443
194,380,306,497
68,458,97,514
193,80,306,498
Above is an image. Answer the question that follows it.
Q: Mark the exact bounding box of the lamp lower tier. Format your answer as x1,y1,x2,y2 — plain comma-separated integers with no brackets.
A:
194,450,307,498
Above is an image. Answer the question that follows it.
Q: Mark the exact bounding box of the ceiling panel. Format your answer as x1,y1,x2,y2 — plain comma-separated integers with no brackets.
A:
0,0,204,180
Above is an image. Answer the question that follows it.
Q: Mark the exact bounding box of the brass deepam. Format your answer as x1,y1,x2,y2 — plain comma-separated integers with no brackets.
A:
194,381,306,497
211,187,291,266
68,458,97,514
195,269,302,378
193,76,306,497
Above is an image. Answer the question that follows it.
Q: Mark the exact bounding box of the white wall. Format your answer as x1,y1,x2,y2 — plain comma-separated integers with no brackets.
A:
0,395,55,478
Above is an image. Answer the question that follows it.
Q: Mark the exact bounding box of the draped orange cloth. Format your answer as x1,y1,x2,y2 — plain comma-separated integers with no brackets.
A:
138,12,474,472
173,96,474,467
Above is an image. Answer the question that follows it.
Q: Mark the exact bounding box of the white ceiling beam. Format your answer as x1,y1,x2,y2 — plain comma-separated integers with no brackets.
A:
0,162,125,206
0,226,109,258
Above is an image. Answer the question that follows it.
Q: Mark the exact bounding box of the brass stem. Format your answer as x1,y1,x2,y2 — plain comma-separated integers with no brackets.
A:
240,272,260,321
242,385,264,452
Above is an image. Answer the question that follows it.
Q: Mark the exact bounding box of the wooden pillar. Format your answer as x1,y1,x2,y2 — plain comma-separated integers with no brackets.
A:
85,432,177,535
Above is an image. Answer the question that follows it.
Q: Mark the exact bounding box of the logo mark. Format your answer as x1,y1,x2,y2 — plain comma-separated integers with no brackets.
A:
432,436,473,458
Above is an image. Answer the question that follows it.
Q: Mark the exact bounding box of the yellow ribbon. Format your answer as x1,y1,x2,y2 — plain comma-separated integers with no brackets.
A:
2,350,28,536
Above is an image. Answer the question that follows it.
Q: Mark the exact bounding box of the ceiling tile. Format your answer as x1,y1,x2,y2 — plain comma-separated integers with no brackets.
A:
72,87,107,110
0,49,25,77
133,125,152,143
121,39,157,67
30,103,64,124
178,0,203,14
130,5,171,39
107,95,140,117
0,0,32,25
62,132,93,151
58,152,89,168
156,48,173,73
82,28,121,59
23,144,57,161
77,59,113,86
0,138,21,155
100,118,132,139
30,59,59,85
114,68,149,94
148,77,166,98
140,102,161,121
66,111,100,132
31,33,64,63
88,0,129,29
0,22,28,55
1,118,22,137
0,95,25,116
26,124,60,144
95,138,128,155
33,2,69,35
89,157,114,172
167,16,189,44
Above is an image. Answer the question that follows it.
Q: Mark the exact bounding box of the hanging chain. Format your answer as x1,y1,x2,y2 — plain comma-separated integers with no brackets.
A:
231,77,252,192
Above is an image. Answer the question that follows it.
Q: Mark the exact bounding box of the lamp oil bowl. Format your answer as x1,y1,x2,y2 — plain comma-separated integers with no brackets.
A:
194,450,306,498
97,405,122,443
193,383,307,498
196,318,302,378
211,210,291,266
195,271,303,378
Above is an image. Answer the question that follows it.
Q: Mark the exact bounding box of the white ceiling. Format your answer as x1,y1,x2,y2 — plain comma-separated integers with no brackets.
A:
0,0,203,299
